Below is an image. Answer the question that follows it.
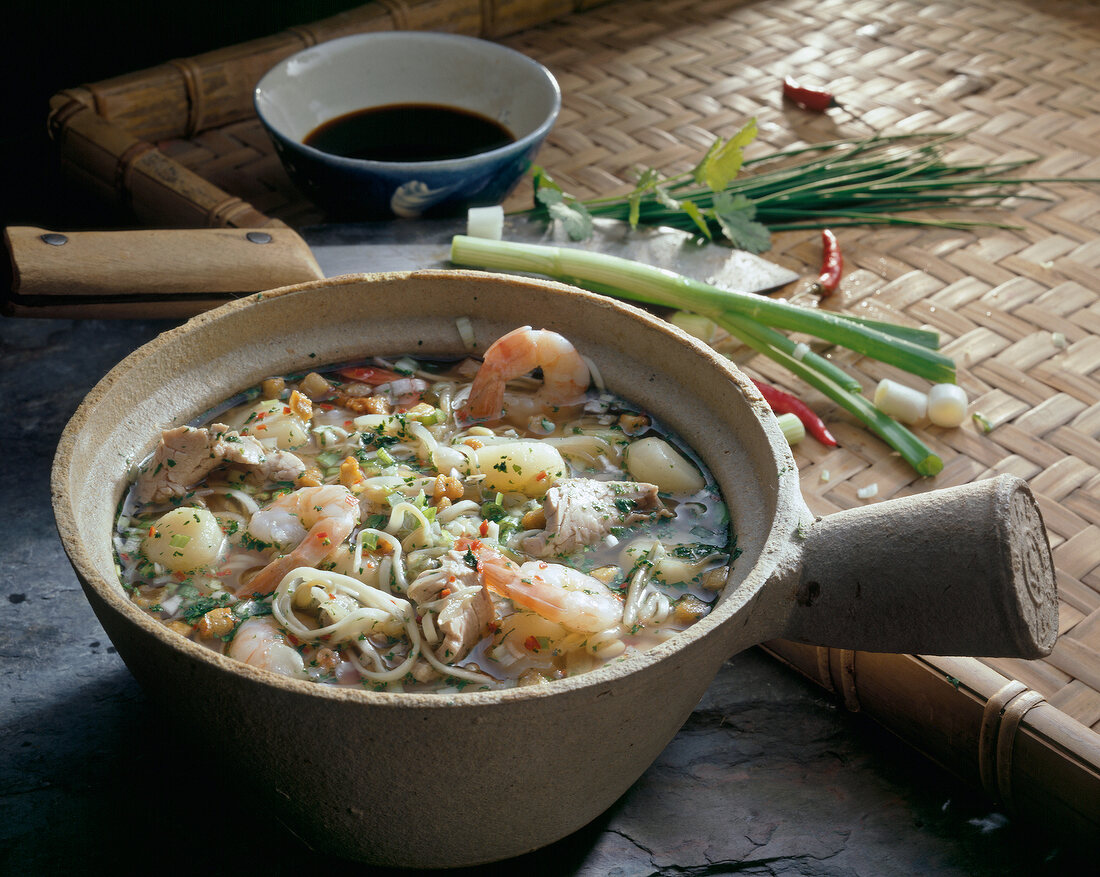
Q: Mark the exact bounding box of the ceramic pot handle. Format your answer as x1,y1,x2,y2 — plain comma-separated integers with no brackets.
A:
783,474,1057,658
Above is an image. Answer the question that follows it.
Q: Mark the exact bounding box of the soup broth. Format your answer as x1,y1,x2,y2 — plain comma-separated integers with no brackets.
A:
115,328,734,694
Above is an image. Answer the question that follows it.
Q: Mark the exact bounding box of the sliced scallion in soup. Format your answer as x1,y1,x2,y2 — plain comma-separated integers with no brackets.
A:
115,327,734,693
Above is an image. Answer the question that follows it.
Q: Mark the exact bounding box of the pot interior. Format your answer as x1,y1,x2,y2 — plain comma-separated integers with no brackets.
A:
57,271,798,682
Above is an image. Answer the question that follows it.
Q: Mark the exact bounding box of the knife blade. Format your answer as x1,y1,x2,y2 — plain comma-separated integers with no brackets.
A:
2,217,798,319
301,216,800,296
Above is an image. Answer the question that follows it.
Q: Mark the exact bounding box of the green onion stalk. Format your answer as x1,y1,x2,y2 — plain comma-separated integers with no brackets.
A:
525,130,1099,252
450,234,946,476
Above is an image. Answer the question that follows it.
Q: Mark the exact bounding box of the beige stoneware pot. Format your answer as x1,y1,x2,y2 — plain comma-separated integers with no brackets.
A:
53,271,1057,868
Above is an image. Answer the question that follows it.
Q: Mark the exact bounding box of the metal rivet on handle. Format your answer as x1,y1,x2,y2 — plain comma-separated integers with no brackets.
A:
246,232,273,245
40,233,69,246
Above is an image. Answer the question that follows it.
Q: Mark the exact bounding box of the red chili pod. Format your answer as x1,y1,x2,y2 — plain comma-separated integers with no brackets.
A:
782,75,838,112
812,228,843,298
751,378,839,447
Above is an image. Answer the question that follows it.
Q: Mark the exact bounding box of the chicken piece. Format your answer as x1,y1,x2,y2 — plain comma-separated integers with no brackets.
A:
134,426,222,504
522,478,667,557
135,423,305,505
434,585,494,664
210,424,305,483
408,550,495,665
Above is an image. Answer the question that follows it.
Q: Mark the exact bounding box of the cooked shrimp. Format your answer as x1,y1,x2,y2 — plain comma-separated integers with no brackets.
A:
462,326,590,423
242,485,360,596
227,616,306,677
458,539,623,634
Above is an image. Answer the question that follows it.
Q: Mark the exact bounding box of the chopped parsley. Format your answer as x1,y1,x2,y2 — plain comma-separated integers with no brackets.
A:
183,592,233,625
613,497,636,516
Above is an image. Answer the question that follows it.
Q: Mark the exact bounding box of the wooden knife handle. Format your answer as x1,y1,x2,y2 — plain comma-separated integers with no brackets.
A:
3,226,325,318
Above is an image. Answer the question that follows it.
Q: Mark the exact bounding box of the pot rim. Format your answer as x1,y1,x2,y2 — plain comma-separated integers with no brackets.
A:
53,270,805,710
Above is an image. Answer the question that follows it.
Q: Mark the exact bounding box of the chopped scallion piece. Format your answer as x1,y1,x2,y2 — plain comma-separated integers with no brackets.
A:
776,413,806,445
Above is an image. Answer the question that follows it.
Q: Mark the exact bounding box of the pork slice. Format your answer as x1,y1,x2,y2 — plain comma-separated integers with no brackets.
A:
522,478,667,557
134,426,222,504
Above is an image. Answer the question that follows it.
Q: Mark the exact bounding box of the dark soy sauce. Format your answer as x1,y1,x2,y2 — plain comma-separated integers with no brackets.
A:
305,103,515,162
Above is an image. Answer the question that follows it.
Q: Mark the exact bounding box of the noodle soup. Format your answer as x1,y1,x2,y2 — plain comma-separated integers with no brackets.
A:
115,327,734,693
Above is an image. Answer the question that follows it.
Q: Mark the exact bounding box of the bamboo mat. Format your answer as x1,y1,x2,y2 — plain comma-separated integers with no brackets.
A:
44,0,1100,838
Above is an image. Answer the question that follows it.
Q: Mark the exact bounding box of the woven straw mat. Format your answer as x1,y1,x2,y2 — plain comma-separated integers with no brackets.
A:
159,0,1100,733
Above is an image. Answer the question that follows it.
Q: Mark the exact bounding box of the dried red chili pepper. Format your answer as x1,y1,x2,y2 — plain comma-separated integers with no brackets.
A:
782,76,838,112
751,378,838,447
811,229,843,298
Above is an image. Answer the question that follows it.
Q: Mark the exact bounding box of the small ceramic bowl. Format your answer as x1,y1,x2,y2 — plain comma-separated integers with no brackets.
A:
254,32,561,218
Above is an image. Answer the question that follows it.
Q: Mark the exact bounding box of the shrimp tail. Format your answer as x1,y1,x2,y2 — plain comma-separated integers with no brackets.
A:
242,517,352,597
461,365,506,423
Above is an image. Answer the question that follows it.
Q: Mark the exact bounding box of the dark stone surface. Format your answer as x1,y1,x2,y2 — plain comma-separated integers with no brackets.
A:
0,315,1092,875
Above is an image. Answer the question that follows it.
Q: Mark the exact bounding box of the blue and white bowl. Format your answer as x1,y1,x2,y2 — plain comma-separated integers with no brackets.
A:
254,31,561,219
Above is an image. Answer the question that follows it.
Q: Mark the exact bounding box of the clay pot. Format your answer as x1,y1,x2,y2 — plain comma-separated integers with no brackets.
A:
53,271,1057,868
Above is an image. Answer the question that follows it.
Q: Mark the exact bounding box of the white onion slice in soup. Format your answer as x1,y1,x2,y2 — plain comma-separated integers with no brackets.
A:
624,437,704,494
464,441,567,497
142,507,225,573
241,400,310,448
621,538,716,586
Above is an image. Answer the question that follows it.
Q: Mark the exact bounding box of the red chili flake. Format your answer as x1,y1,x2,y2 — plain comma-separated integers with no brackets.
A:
440,588,452,598
343,420,354,428
287,633,301,646
535,470,547,481
283,406,291,414
147,526,157,537
479,519,490,537
525,635,540,652
782,75,838,112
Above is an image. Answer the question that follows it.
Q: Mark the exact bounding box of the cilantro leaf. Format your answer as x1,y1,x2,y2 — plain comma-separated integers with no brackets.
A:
532,165,564,201
702,118,758,192
533,166,594,239
547,199,594,240
711,192,772,253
